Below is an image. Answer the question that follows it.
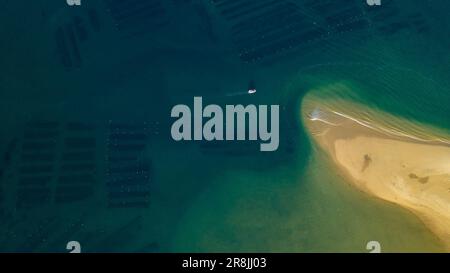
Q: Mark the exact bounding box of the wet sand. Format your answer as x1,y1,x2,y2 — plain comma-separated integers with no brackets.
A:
302,90,450,250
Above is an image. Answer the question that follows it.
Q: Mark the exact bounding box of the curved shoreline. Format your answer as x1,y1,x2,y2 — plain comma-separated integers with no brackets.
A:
302,91,450,250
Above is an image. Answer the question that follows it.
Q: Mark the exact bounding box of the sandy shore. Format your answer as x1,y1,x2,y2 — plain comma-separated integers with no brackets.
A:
302,95,450,250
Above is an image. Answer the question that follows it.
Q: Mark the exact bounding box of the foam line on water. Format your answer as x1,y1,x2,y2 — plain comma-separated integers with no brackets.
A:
307,108,340,126
329,110,450,145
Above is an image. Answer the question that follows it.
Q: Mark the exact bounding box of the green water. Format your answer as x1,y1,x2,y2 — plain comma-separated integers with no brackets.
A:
168,7,450,251
172,150,445,252
1,0,450,252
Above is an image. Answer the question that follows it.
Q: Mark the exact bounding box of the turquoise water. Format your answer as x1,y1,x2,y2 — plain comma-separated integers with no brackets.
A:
0,0,449,252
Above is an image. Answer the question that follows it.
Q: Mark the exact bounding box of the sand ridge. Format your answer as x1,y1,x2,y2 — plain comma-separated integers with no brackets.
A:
302,94,450,250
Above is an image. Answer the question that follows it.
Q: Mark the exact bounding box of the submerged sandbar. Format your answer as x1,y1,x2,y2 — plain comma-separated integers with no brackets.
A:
302,86,450,249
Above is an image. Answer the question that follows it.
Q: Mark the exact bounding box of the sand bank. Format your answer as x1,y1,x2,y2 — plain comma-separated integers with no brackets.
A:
302,92,450,249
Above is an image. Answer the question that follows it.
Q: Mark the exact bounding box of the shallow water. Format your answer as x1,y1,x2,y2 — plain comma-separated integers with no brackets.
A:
1,0,450,252
172,149,445,252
